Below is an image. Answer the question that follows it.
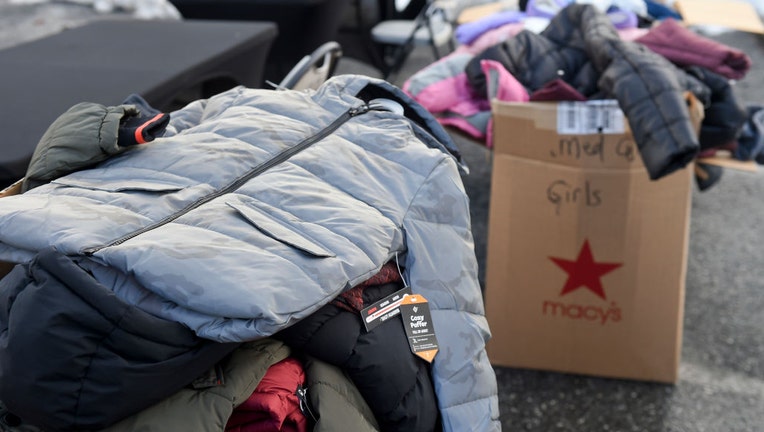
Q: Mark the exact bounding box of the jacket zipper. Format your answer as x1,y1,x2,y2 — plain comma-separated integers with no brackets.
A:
295,385,318,423
83,103,372,256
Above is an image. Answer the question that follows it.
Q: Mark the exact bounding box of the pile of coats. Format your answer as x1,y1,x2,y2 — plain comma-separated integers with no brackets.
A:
0,75,501,431
404,1,754,189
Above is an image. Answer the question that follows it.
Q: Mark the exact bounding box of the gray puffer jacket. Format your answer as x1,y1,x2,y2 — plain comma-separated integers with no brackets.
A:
0,75,500,431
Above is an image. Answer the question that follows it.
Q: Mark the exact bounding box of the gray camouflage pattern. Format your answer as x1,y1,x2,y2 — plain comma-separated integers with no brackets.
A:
0,75,500,431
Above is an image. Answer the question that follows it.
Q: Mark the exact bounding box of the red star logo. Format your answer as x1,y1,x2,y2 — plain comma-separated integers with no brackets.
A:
549,240,622,300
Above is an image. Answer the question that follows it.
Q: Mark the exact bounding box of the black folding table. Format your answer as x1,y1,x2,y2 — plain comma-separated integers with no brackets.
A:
168,0,351,81
0,19,278,189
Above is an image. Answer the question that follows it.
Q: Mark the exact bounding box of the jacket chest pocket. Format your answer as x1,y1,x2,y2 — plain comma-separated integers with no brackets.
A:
226,199,336,258
51,167,194,193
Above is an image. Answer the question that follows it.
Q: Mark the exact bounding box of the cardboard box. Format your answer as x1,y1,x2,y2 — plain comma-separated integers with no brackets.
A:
457,1,513,24
485,98,700,383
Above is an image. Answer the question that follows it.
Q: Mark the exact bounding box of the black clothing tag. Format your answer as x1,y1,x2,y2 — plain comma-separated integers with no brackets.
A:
360,286,412,332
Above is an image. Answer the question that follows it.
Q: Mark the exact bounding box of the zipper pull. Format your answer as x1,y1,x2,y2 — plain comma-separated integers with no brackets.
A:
296,384,318,423
349,104,371,117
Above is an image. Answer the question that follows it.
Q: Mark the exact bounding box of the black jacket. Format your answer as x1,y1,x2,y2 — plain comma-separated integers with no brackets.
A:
0,248,238,431
274,281,439,431
684,66,747,150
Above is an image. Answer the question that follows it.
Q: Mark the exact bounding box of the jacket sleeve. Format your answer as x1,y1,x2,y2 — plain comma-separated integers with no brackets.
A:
597,41,706,179
402,157,501,432
22,103,137,191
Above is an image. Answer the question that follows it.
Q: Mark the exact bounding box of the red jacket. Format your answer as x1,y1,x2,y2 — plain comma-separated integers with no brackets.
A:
226,357,307,432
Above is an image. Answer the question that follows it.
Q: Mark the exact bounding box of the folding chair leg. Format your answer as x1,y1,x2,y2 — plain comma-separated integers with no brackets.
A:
429,41,441,60
383,43,415,80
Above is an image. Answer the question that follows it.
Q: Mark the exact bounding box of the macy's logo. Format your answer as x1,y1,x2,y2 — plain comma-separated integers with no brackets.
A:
542,300,621,325
543,239,623,324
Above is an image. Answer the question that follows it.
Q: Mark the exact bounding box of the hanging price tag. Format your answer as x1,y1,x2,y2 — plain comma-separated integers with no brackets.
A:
399,294,439,363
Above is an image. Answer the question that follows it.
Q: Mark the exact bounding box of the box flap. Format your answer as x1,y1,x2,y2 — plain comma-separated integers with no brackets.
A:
491,100,642,170
0,178,22,279
675,0,764,34
699,155,758,172
0,179,22,198
457,1,515,24
491,96,704,170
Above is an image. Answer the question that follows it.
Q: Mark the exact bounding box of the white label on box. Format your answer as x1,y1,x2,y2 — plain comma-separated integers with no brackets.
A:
557,100,625,135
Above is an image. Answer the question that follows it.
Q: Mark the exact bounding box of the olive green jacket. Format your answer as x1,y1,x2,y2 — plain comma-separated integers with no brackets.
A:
101,339,379,432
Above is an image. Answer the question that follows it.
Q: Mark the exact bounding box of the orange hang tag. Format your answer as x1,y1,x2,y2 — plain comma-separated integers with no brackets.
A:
399,294,439,363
